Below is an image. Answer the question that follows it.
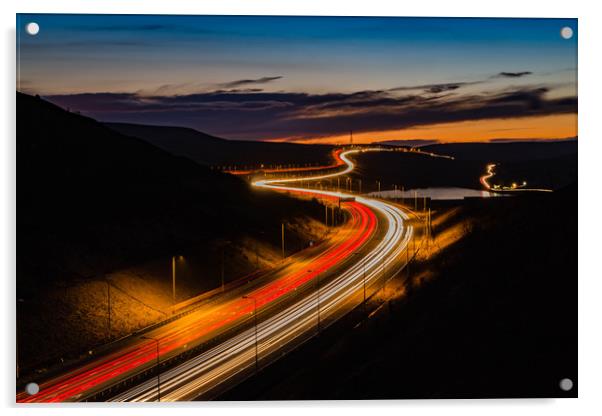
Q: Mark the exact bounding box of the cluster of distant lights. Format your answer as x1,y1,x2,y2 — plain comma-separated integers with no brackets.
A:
491,181,527,191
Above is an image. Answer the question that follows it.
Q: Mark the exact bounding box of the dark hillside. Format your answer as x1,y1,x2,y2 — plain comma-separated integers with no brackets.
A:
17,92,322,295
424,140,577,163
424,141,578,190
350,151,484,190
352,141,577,191
105,122,334,168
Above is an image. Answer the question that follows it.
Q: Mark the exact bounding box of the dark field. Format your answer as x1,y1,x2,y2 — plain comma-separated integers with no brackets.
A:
106,122,334,168
350,140,577,193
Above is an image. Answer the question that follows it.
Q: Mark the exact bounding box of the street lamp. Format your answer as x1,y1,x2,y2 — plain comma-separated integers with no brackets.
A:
352,252,367,312
281,223,286,259
381,259,387,295
243,295,259,373
141,335,161,402
171,256,177,313
171,255,185,313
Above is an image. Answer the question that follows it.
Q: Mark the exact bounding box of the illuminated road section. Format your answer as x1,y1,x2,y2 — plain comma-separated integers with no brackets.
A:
18,148,412,403
480,162,552,193
480,163,496,190
111,148,413,401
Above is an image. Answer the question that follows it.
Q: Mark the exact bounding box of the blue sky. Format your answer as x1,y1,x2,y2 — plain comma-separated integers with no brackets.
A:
16,14,577,142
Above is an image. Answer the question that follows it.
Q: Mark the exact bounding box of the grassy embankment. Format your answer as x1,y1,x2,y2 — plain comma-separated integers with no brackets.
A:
17,92,332,372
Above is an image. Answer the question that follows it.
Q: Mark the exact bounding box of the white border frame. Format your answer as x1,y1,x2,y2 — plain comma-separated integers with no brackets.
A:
2,1,600,415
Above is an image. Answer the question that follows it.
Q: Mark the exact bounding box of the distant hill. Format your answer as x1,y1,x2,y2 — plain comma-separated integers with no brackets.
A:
105,122,334,168
373,139,440,148
423,140,577,163
17,92,322,293
349,139,577,191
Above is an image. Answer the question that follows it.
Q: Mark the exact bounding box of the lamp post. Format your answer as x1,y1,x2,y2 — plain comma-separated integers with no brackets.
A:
281,223,285,259
171,256,176,313
141,335,161,402
406,238,410,280
243,295,259,373
382,259,387,295
352,252,367,312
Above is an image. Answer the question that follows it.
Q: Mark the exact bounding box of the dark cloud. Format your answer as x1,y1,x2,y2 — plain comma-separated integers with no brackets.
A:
486,87,548,109
389,82,473,94
496,71,532,78
218,76,283,88
44,84,576,141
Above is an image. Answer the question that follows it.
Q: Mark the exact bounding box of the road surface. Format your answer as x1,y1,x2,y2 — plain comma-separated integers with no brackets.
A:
480,163,552,193
18,148,414,403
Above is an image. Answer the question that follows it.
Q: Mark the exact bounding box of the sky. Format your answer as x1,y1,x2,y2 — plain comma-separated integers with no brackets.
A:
17,14,577,143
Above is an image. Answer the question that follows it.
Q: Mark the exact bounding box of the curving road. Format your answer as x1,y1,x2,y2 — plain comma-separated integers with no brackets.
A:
480,162,552,193
18,148,414,403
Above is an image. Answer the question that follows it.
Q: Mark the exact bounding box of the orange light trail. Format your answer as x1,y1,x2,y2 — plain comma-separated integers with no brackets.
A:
17,164,376,403
480,163,496,190
18,148,412,403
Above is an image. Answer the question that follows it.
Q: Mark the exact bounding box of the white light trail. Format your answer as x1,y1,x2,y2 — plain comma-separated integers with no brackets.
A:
112,148,413,401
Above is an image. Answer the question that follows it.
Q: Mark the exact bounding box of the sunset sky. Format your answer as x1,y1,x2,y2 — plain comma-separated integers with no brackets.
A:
17,14,577,143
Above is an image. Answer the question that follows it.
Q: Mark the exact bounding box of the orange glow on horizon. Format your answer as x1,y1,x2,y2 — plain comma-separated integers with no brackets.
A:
266,113,577,145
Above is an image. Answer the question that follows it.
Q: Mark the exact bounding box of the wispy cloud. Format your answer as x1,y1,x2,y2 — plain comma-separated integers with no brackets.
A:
134,76,282,96
218,76,283,89
495,71,532,78
389,82,478,94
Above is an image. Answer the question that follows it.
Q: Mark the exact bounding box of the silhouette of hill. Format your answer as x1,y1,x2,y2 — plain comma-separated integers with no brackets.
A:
17,92,322,294
105,122,334,167
423,140,577,163
351,140,577,191
373,139,440,147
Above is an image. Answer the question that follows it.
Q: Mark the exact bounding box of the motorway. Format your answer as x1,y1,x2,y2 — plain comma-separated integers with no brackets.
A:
480,163,552,193
18,148,413,403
